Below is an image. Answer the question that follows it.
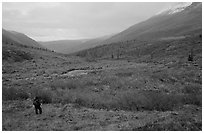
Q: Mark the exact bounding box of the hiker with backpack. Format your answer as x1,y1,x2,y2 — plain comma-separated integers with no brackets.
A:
33,96,42,114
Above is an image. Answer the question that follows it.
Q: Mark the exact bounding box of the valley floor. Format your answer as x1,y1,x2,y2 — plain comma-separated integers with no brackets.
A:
2,58,202,131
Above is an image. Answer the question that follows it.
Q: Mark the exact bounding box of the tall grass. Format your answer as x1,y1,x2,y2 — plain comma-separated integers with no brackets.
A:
30,88,53,103
2,87,29,100
182,84,201,94
48,77,202,111
3,73,201,111
50,79,80,90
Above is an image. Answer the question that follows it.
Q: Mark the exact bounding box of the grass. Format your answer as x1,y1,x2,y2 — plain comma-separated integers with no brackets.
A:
30,88,53,103
3,63,201,112
45,76,202,111
4,67,201,111
2,87,53,103
136,110,202,131
115,72,133,77
182,84,202,94
50,79,80,90
2,87,29,100
2,32,202,131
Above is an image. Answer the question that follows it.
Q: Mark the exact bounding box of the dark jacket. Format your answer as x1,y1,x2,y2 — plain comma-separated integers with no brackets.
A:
33,97,41,107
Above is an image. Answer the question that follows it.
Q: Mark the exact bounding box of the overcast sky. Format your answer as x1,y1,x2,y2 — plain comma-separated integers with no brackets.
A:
3,2,178,41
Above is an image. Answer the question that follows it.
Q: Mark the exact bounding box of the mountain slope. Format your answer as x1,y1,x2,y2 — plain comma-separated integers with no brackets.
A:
61,34,114,54
2,29,57,63
40,34,114,54
2,29,43,48
39,40,86,53
75,2,202,66
104,2,202,43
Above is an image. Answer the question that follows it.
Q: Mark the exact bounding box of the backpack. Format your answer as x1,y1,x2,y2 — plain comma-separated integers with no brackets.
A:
33,98,41,106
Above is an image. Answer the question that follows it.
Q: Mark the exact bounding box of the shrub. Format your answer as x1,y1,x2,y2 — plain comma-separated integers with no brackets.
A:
142,91,183,111
182,94,202,106
30,88,53,103
48,78,202,111
182,84,201,94
2,87,29,100
55,88,201,111
116,91,149,110
115,72,133,77
50,79,80,90
85,57,97,62
119,91,202,111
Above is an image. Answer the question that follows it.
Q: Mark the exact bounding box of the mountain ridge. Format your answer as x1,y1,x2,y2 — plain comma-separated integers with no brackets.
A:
103,2,201,43
2,29,44,48
40,34,114,54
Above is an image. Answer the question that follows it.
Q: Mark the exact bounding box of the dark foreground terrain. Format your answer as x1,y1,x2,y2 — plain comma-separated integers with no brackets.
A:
2,100,201,130
2,35,202,131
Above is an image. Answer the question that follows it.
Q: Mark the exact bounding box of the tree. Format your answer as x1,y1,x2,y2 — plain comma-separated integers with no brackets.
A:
188,49,193,61
111,54,114,59
117,49,120,59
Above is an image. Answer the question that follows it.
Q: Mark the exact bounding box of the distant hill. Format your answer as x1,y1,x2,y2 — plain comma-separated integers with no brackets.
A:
39,40,86,53
2,29,52,63
104,2,202,43
40,34,114,54
2,29,43,48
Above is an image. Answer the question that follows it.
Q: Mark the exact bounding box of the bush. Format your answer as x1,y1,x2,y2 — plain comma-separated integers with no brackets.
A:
85,57,97,62
116,91,149,110
48,78,202,111
182,84,201,94
58,89,202,111
118,91,201,111
30,88,53,103
182,94,202,106
2,87,29,100
50,79,80,90
141,91,183,111
115,72,133,77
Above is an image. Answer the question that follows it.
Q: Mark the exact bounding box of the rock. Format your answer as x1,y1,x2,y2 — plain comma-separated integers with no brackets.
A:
58,114,64,118
42,117,47,120
171,112,179,115
93,87,100,92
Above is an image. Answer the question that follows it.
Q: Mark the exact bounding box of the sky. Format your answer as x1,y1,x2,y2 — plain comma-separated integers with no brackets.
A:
3,2,179,41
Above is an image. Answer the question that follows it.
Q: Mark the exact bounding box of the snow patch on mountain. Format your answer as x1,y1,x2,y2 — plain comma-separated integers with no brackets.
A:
156,2,192,15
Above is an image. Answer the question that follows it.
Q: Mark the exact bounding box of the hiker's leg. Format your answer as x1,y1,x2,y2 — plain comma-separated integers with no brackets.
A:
39,107,42,114
35,106,38,114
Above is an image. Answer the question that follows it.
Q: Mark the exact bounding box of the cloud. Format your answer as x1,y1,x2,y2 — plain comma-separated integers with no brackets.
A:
3,2,177,41
29,28,82,41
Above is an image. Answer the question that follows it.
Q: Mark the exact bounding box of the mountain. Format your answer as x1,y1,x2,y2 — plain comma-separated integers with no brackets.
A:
2,29,52,63
104,2,202,43
62,34,114,54
2,29,43,48
156,2,192,15
40,34,114,54
42,3,202,55
39,40,87,53
75,2,202,65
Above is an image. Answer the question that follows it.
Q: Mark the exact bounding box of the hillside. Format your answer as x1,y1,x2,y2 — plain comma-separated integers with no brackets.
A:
3,42,202,130
75,35,202,67
2,2,202,131
2,29,43,48
40,3,202,55
40,34,113,54
75,2,202,63
39,40,87,53
2,29,54,63
104,2,201,43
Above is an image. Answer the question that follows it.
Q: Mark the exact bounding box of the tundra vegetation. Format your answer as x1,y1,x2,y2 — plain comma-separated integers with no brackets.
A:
2,34,202,130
